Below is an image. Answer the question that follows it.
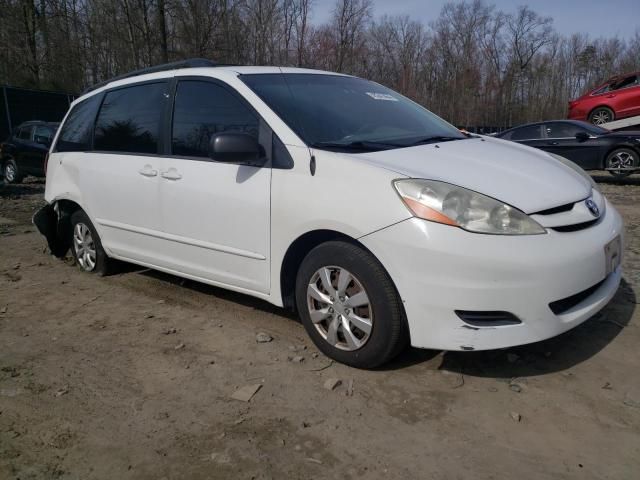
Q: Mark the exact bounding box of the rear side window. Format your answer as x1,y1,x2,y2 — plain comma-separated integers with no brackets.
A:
94,82,167,154
56,94,102,152
172,80,259,158
511,125,542,141
614,75,638,90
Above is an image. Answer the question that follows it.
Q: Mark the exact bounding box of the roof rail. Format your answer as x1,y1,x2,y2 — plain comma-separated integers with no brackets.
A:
82,58,219,94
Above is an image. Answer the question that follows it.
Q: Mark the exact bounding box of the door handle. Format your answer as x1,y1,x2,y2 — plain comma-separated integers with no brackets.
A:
160,168,182,181
548,141,559,146
607,94,616,98
138,164,158,177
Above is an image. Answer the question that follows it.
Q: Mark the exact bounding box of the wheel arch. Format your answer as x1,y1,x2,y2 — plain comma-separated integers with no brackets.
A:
279,229,406,318
588,104,615,121
602,144,640,172
33,198,85,258
603,143,640,161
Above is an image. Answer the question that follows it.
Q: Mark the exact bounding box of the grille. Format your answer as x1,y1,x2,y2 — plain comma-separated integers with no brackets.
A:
551,219,599,232
533,202,575,215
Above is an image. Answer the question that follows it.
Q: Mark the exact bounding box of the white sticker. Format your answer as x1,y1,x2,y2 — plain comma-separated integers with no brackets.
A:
365,92,398,101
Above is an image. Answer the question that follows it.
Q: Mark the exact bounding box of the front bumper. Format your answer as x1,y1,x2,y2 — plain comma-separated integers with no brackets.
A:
360,201,624,351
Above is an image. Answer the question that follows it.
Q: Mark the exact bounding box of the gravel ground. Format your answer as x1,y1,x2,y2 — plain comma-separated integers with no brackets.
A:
0,173,638,480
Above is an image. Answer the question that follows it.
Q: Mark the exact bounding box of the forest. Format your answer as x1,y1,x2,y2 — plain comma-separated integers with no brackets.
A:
0,0,639,127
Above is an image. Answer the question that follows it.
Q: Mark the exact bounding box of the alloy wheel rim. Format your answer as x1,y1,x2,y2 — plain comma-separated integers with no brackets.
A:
609,151,634,174
73,223,97,271
593,110,610,125
4,163,15,182
307,266,373,351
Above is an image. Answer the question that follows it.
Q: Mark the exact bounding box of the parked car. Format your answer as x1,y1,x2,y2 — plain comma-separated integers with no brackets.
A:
568,71,640,125
494,120,640,177
1,121,58,183
34,59,623,368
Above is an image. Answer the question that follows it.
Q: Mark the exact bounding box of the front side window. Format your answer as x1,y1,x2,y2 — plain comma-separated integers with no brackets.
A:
34,126,54,144
241,73,465,151
94,82,167,154
18,127,32,141
172,80,259,158
511,125,542,141
580,123,609,135
56,94,102,152
592,84,610,95
544,123,584,138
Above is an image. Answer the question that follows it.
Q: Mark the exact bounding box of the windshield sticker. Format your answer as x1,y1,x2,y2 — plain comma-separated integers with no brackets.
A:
365,92,398,101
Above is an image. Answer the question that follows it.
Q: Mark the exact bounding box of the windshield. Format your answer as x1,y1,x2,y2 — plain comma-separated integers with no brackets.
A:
240,73,465,151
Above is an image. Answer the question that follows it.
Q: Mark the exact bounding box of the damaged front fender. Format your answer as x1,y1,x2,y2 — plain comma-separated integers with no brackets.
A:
33,203,71,258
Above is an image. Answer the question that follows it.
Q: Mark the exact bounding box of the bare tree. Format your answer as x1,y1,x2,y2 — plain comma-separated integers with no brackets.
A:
332,0,372,72
0,0,637,128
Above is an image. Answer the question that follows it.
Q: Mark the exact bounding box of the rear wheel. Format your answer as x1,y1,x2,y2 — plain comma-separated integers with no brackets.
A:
588,107,614,126
606,148,639,178
2,158,22,184
295,241,407,369
70,210,112,275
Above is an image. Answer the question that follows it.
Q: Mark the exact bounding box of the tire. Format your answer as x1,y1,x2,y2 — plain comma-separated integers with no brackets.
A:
2,158,23,184
69,210,112,275
295,241,407,369
606,148,639,178
588,107,615,126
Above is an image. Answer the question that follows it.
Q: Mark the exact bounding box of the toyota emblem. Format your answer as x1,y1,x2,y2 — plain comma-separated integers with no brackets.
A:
586,199,599,217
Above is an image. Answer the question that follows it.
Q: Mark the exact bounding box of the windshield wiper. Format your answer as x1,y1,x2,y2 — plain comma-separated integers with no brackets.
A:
309,140,401,152
405,135,468,147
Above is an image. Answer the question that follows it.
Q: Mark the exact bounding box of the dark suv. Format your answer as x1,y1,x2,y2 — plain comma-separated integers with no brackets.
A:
1,121,59,183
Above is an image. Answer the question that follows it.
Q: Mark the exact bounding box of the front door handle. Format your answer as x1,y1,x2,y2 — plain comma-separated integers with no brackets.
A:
548,141,559,146
607,94,616,98
160,168,182,181
138,164,158,177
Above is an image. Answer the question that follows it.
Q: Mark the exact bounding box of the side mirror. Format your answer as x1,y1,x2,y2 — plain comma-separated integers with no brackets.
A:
208,133,265,166
575,132,590,142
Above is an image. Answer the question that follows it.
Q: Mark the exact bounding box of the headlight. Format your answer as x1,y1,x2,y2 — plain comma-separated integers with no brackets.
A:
394,179,546,235
548,153,598,191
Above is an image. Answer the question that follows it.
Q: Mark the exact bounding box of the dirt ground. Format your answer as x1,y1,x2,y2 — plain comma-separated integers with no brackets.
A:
0,173,638,480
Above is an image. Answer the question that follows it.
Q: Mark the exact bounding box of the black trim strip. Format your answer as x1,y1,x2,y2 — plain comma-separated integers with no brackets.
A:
533,202,575,215
551,219,598,232
549,279,606,315
455,310,522,327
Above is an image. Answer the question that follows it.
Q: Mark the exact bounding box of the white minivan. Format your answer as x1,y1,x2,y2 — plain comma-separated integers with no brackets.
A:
35,59,623,368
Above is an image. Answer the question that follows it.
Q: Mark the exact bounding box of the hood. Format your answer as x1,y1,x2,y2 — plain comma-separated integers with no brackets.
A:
354,137,592,214
603,130,640,139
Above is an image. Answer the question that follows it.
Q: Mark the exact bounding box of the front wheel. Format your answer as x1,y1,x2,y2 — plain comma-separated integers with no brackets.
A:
606,148,639,178
588,107,614,126
70,210,112,275
2,158,22,184
295,241,407,368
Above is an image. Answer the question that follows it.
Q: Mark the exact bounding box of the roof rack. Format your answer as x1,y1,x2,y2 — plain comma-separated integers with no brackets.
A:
82,58,219,94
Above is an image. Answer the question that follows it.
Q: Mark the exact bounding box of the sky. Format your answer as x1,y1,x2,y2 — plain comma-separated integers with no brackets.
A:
312,0,640,40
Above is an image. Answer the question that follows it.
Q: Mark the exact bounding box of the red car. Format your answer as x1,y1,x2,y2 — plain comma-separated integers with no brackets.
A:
568,71,640,125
